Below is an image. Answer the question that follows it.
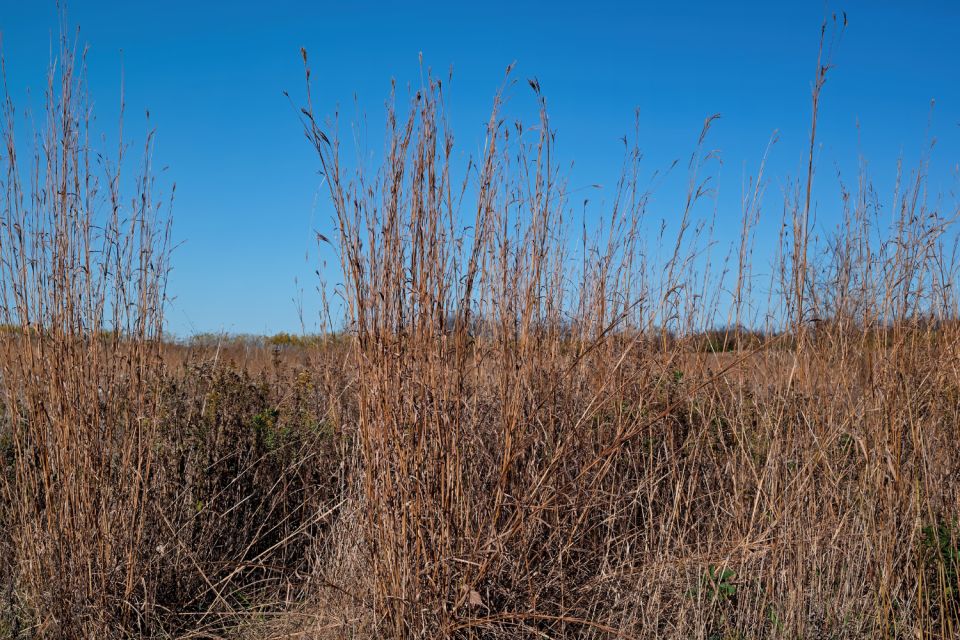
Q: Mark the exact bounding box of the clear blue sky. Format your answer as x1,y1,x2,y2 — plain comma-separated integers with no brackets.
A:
2,1,958,336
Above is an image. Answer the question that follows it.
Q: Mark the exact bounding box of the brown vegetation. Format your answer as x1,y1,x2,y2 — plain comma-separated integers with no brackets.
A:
1,14,959,640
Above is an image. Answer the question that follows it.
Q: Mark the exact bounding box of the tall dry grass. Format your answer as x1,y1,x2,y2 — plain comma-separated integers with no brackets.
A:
294,16,960,639
0,12,957,640
0,30,350,638
0,28,172,637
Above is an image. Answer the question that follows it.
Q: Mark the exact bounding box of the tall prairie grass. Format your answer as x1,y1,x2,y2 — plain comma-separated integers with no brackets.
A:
0,28,172,637
293,16,960,639
0,13,957,640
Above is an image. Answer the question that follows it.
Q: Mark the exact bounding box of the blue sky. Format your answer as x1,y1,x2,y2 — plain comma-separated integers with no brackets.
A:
1,1,958,335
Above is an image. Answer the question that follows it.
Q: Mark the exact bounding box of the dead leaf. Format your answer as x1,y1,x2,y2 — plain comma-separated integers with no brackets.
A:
468,589,483,607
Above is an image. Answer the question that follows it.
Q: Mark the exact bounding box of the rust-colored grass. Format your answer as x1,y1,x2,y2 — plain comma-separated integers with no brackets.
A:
1,13,959,640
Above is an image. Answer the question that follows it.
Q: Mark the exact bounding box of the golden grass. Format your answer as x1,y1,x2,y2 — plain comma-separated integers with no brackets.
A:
0,13,958,640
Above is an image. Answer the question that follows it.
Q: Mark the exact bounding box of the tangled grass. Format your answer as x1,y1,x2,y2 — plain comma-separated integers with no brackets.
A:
1,13,959,640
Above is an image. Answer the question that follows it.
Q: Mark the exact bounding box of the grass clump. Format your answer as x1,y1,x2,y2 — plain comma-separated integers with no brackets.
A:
0,29,171,637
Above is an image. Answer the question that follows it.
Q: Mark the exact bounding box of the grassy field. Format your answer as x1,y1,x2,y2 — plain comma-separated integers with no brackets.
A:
1,18,959,640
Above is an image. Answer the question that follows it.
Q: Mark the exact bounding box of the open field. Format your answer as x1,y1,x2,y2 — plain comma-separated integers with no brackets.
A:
1,15,959,640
